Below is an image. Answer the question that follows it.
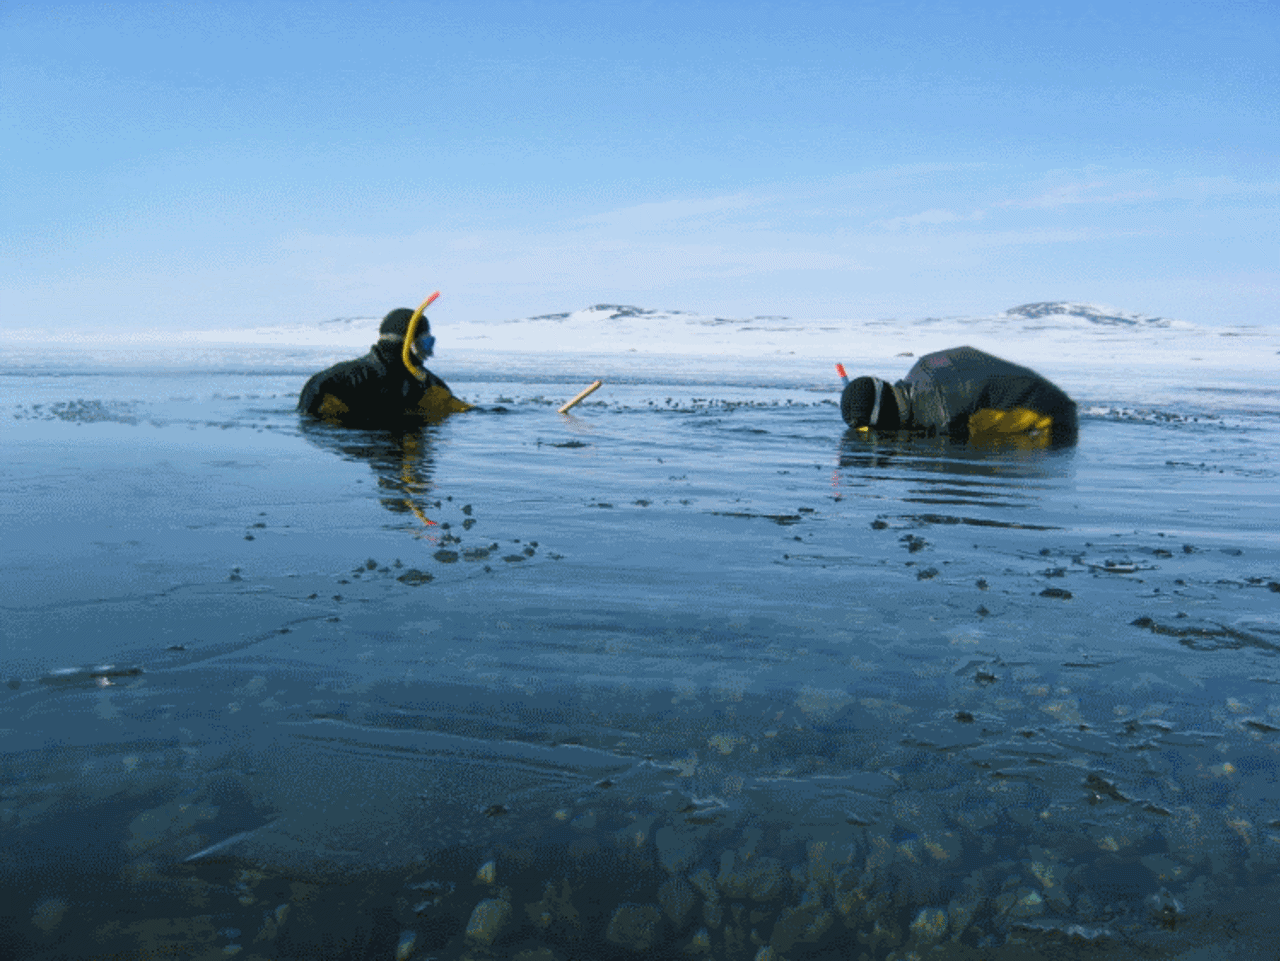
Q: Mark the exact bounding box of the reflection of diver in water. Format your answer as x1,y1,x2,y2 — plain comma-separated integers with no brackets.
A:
298,422,443,532
833,409,1077,519
298,303,472,428
840,346,1078,448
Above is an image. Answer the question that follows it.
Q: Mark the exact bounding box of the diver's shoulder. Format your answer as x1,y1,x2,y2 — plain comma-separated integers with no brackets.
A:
298,366,334,411
321,352,387,384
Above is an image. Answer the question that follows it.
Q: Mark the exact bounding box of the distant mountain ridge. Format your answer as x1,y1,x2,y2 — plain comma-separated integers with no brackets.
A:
1002,302,1179,328
513,301,1185,330
528,305,705,323
311,301,1182,330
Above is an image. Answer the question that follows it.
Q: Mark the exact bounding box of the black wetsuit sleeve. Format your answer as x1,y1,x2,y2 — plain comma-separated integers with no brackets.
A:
899,369,946,435
297,371,327,414
297,356,385,420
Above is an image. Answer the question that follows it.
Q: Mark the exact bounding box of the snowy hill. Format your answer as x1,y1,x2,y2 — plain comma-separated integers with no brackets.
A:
1001,302,1189,329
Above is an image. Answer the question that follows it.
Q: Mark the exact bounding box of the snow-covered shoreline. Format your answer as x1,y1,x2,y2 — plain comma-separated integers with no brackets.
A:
4,302,1275,370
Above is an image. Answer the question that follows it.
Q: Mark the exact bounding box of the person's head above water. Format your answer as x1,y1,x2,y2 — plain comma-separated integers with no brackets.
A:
841,376,902,430
379,307,434,358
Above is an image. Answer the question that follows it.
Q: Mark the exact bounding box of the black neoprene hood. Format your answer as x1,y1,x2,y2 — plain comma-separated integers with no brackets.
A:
841,376,903,429
379,308,429,340
841,376,879,427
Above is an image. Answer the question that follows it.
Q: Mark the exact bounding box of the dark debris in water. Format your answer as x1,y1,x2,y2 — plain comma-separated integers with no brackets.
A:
900,534,928,552
1244,718,1280,733
13,398,139,424
1039,587,1073,600
1083,772,1131,804
396,569,433,586
710,511,802,525
1130,615,1279,653
905,512,1063,531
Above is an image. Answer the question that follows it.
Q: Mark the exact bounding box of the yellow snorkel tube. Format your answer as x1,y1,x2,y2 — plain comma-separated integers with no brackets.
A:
402,290,440,381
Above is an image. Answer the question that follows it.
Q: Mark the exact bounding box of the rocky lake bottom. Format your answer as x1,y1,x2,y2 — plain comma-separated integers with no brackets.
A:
2,367,1278,960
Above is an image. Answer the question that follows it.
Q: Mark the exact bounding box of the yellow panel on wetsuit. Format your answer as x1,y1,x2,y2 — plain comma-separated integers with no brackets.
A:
968,407,1052,435
417,384,474,417
317,394,351,419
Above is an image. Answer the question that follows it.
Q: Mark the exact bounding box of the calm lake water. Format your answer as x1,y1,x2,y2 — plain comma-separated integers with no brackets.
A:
2,356,1278,960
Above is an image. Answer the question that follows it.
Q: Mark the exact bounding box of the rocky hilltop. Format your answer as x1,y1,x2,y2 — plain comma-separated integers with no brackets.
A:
1003,302,1178,328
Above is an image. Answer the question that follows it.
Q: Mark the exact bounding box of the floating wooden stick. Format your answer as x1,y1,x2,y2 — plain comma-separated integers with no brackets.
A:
558,380,603,414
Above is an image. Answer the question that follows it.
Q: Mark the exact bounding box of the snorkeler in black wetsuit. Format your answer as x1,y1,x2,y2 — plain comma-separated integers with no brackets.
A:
840,346,1077,447
298,305,472,428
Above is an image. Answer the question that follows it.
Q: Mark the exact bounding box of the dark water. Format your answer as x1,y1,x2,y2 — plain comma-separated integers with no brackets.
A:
2,368,1279,960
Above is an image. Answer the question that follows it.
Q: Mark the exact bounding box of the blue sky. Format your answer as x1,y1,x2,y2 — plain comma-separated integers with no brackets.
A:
2,0,1276,333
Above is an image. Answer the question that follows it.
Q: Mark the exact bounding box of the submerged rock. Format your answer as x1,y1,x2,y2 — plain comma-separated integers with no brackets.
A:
994,886,1046,921
769,892,832,953
30,898,68,935
908,906,948,944
946,871,986,941
465,898,511,946
682,926,712,955
657,876,697,927
717,852,785,902
605,902,661,952
655,824,705,874
1145,887,1185,929
394,929,417,960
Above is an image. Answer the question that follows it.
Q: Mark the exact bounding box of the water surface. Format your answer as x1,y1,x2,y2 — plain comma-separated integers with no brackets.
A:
2,363,1278,959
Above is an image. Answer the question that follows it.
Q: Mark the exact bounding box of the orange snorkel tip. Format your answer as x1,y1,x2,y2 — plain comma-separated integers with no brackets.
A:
402,290,440,379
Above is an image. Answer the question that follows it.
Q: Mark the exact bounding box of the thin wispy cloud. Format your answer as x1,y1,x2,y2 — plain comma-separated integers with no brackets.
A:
578,193,764,229
878,208,987,230
1000,182,1160,209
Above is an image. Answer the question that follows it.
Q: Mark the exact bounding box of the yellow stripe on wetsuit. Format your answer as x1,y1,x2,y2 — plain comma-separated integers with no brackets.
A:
317,388,471,421
968,407,1052,449
417,384,474,416
968,407,1052,435
318,394,351,418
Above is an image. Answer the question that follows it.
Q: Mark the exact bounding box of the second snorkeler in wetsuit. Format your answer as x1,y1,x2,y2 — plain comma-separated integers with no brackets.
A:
841,346,1078,446
298,306,472,427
